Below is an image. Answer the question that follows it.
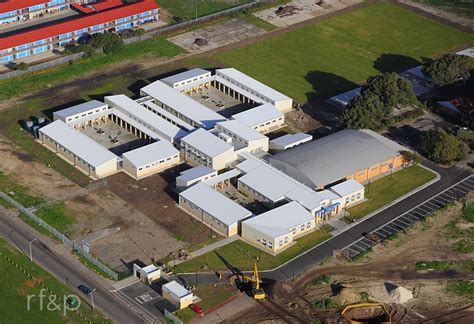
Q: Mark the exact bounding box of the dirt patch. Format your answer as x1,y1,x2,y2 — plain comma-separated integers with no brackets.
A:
284,108,321,132
0,136,79,202
105,170,215,245
16,288,28,296
24,279,37,288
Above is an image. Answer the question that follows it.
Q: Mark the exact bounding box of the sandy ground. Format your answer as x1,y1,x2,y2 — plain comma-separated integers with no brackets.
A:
0,135,78,201
225,200,474,323
168,18,265,53
254,0,364,27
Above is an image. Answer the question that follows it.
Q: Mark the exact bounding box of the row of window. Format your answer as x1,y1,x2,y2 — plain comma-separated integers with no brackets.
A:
345,192,362,204
136,154,179,171
65,107,108,122
217,74,273,105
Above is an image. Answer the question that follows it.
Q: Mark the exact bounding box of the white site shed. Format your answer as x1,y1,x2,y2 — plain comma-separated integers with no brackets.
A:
269,132,312,152
133,264,161,285
241,201,315,253
122,141,180,179
162,281,193,310
38,120,118,178
179,182,253,236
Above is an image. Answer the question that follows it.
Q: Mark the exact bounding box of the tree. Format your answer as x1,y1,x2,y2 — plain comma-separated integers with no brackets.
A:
400,150,421,167
423,54,474,87
12,62,28,71
88,33,123,54
421,128,462,164
342,72,419,130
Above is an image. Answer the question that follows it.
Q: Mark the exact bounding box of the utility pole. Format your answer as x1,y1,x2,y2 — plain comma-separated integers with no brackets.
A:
29,238,38,262
90,289,96,310
195,0,198,20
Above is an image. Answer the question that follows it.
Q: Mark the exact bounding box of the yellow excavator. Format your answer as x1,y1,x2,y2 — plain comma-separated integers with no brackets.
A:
242,262,266,300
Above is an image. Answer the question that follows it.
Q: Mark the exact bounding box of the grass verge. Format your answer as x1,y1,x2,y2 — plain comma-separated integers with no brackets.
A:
346,165,437,221
174,227,332,273
0,238,109,323
158,0,250,21
176,284,237,322
448,280,474,299
36,203,76,237
0,170,45,207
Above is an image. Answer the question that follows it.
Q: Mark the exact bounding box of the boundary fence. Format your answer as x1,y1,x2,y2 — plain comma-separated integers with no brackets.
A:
164,309,183,324
0,191,119,281
0,1,260,81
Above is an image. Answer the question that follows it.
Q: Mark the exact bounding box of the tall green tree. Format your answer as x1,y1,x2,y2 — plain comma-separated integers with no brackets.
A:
423,54,474,87
421,128,462,164
342,72,418,130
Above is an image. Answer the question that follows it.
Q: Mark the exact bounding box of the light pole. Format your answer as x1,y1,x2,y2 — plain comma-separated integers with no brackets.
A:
29,238,38,262
195,0,198,20
89,289,96,310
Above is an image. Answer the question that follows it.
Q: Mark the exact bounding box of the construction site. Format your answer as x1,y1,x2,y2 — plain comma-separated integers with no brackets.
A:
219,197,474,323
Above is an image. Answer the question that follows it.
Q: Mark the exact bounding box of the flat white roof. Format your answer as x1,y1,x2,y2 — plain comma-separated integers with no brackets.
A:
141,264,159,274
329,179,364,197
140,80,227,129
243,202,313,238
163,281,191,298
457,47,474,58
105,95,188,142
177,165,216,182
217,68,291,102
231,104,283,128
217,120,268,142
53,100,107,119
180,182,252,226
270,132,312,147
122,141,179,168
161,68,210,86
141,100,195,132
39,120,117,167
181,129,234,158
328,87,361,108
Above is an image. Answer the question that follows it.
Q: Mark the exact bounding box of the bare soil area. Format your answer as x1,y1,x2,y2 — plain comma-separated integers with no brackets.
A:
104,168,216,245
226,200,474,323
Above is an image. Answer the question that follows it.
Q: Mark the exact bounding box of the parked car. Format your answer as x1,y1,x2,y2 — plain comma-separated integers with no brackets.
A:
78,284,92,295
363,232,382,243
189,303,204,314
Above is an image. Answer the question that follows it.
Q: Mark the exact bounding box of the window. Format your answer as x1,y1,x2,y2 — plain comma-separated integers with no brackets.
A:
33,46,49,54
1,55,14,63
29,4,46,11
59,32,72,40
15,50,30,59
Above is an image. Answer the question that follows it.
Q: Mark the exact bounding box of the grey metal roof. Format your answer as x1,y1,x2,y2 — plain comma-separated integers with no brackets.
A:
105,95,188,142
269,129,406,188
177,165,216,182
53,100,107,119
140,80,227,129
270,132,312,147
328,87,361,108
231,104,283,128
216,120,267,142
181,129,234,158
203,169,241,187
329,179,364,197
180,182,252,226
217,68,291,102
39,120,117,167
457,47,474,58
242,202,314,238
161,68,210,86
122,141,179,168
141,100,195,132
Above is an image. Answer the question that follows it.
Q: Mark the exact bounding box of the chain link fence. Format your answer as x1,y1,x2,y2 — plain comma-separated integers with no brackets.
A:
0,1,261,81
0,191,119,281
164,309,183,324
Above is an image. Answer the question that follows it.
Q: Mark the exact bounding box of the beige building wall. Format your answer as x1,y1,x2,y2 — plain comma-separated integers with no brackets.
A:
245,137,269,154
123,154,179,179
162,290,193,310
274,99,293,113
211,150,237,171
179,195,237,236
252,115,285,134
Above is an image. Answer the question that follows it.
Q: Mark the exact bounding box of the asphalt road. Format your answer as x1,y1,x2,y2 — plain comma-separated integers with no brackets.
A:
0,211,148,324
175,162,472,285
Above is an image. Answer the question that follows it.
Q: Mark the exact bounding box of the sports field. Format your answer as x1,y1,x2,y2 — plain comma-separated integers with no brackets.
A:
0,238,108,323
215,2,474,102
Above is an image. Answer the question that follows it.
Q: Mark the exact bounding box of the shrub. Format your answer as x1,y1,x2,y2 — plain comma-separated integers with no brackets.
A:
12,62,28,71
312,275,331,286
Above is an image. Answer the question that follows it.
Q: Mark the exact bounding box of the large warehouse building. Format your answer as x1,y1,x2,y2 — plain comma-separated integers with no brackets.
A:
268,129,407,189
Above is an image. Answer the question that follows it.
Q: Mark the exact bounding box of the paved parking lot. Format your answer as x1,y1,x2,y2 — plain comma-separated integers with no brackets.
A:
342,175,474,259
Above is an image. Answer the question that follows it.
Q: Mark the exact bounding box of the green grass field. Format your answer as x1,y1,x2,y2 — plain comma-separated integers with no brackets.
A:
158,0,250,21
346,165,437,221
176,285,236,322
174,227,332,273
215,2,474,102
0,38,185,100
36,203,76,236
0,238,109,323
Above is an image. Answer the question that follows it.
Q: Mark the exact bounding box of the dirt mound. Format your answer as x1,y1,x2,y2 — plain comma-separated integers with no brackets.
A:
193,38,208,46
334,287,360,305
389,286,413,304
